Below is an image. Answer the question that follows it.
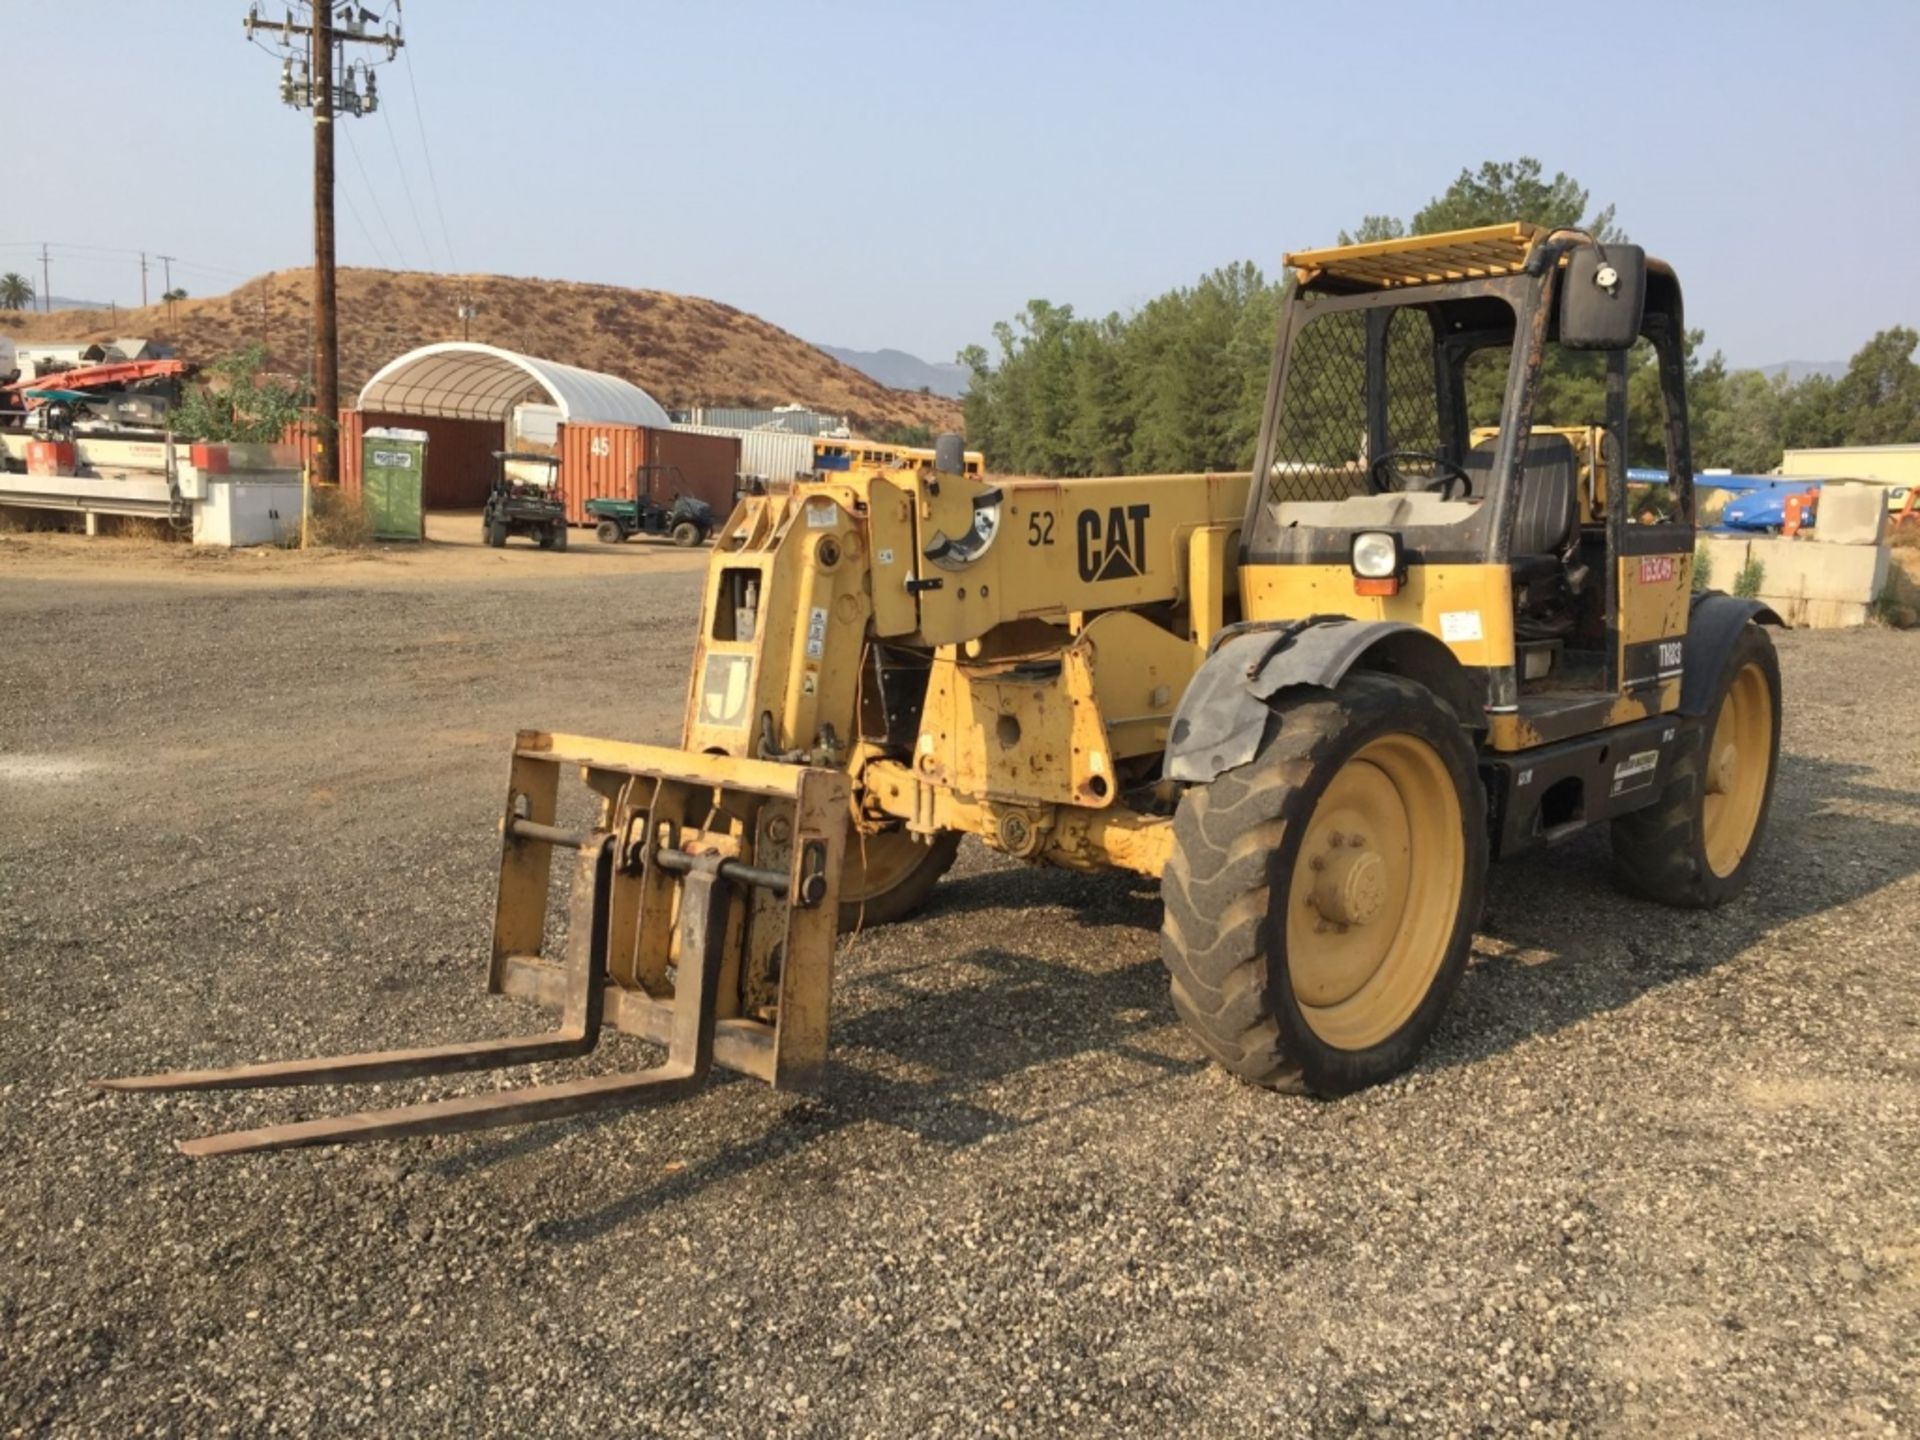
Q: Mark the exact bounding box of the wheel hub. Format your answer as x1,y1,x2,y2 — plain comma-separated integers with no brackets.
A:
1312,843,1385,927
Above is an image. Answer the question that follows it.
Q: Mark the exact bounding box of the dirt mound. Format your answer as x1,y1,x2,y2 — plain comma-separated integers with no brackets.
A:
4,269,962,436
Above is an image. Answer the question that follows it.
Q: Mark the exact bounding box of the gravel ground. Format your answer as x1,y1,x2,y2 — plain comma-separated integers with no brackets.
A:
1,540,1916,1438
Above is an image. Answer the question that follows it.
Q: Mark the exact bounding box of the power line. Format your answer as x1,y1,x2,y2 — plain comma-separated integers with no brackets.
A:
0,241,254,278
342,123,406,266
400,35,457,272
339,184,390,270
379,93,438,269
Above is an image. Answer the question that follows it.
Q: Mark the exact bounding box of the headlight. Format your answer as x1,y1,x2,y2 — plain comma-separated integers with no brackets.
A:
1351,531,1401,578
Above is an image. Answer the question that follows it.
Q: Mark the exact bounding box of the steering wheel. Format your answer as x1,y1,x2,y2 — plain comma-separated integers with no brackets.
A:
1370,450,1474,501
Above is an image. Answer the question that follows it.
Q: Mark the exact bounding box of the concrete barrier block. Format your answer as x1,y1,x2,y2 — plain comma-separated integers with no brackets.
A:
1750,536,1888,603
1698,536,1752,589
1816,482,1887,546
1697,534,1889,626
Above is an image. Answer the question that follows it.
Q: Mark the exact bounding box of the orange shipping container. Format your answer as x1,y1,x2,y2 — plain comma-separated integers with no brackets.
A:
558,423,646,525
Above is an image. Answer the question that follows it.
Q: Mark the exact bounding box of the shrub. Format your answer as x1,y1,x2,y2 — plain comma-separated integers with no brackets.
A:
169,346,308,444
1871,572,1918,629
1733,556,1766,599
303,485,371,548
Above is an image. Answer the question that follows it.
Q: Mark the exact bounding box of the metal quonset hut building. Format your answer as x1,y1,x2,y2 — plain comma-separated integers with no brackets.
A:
335,343,740,522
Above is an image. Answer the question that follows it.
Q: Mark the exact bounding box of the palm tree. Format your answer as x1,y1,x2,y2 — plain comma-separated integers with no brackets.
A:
0,272,34,311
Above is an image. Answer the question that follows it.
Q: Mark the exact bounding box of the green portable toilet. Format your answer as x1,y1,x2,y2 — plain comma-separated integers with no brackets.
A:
361,426,428,541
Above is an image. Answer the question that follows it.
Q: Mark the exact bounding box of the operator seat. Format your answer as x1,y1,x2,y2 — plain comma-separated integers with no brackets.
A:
1462,433,1581,636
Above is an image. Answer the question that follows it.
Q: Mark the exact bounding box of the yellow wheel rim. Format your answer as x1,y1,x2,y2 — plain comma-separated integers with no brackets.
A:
1285,733,1465,1051
1702,661,1773,879
841,827,930,906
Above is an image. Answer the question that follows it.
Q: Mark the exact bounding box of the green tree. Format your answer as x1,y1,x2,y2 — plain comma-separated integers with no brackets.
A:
1696,368,1787,475
1065,313,1133,477
0,272,34,310
1408,157,1617,238
1123,263,1278,473
960,299,1091,475
1776,372,1844,452
168,346,309,443
1832,327,1920,445
1336,215,1407,246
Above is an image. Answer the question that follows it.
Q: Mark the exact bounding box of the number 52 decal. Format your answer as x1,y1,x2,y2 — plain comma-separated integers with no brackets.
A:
1027,512,1055,546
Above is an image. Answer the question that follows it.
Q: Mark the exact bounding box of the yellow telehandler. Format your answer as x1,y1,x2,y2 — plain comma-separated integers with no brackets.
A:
105,223,1782,1153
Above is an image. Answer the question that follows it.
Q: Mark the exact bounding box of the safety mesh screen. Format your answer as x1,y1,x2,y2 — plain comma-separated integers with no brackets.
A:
1265,306,1443,504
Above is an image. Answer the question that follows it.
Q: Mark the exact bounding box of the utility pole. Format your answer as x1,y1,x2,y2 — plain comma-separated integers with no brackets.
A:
311,2,338,486
158,255,175,298
40,243,50,312
244,2,403,490
140,252,149,308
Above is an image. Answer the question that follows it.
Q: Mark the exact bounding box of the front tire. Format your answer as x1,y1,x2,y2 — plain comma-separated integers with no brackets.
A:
837,829,960,933
1159,674,1488,1096
1610,623,1781,906
485,519,507,548
671,520,701,548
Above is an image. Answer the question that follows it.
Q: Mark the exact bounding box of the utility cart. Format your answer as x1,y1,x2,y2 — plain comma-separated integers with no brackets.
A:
483,451,568,550
585,462,715,547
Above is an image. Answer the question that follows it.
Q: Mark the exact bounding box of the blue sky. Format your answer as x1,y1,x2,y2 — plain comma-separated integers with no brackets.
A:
3,0,1916,370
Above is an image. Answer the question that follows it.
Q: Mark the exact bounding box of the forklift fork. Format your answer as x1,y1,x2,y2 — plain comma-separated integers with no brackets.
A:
98,733,850,1158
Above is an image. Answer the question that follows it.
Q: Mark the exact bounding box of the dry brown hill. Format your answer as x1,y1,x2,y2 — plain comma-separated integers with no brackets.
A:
3,268,962,435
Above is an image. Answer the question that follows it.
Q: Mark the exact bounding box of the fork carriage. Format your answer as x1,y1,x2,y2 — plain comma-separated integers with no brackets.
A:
101,733,850,1157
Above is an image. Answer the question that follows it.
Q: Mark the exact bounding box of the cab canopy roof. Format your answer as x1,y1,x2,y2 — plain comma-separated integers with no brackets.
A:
1284,223,1546,291
356,342,671,428
1284,222,1673,296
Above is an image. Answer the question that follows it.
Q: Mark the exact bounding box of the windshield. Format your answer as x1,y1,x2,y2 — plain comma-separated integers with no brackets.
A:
1246,284,1534,562
1264,301,1449,505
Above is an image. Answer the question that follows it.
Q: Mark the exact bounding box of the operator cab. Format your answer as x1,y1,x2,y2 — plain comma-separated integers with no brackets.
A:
1243,223,1696,740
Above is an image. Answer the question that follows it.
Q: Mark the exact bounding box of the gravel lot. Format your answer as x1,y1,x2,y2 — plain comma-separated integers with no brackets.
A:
2,532,1916,1438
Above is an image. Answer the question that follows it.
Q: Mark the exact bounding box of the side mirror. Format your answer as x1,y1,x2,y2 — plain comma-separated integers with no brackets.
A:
1559,243,1646,350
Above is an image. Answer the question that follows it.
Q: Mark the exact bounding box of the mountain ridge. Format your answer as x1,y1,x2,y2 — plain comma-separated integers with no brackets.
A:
820,344,971,400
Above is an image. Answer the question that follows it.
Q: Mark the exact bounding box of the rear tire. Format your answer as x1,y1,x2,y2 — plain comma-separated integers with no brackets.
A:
1610,623,1781,907
595,520,624,545
551,522,568,551
1159,674,1487,1096
671,520,700,548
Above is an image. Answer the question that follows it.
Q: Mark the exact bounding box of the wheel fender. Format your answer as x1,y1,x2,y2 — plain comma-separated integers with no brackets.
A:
1166,620,1480,784
1681,593,1785,717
